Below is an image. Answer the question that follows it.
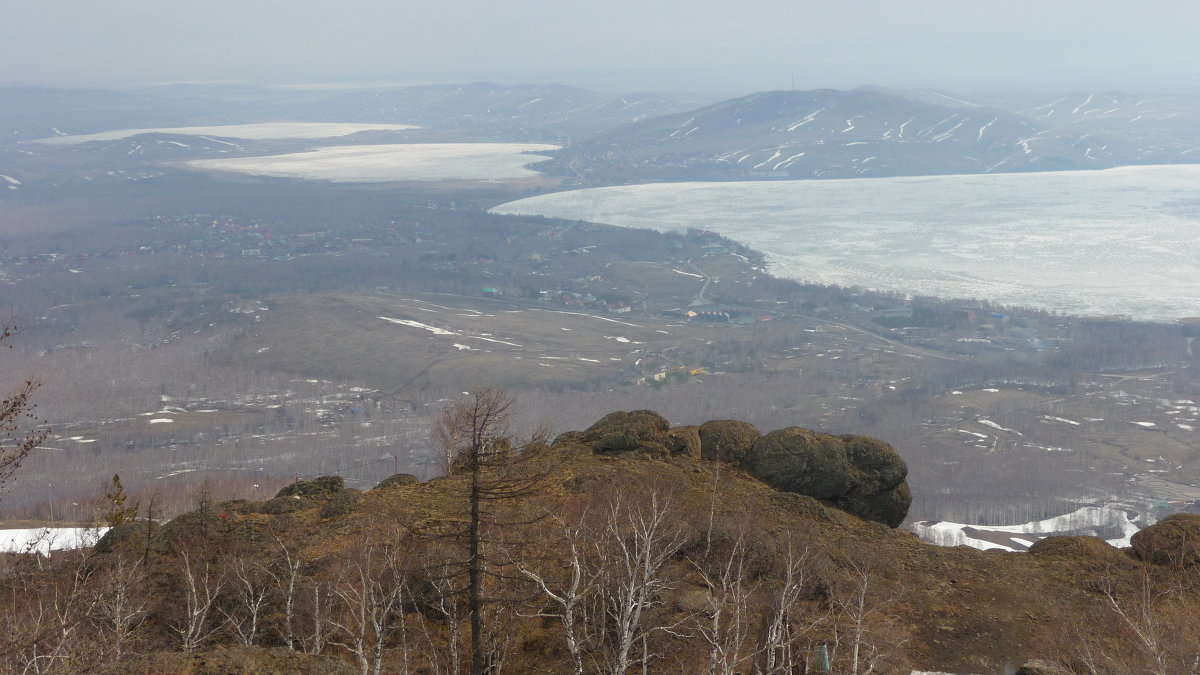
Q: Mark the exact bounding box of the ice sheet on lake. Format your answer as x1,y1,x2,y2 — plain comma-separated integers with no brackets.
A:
493,166,1200,321
190,143,559,182
35,122,419,145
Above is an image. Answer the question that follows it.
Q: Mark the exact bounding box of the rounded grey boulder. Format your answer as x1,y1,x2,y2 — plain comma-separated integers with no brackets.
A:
582,410,673,457
743,428,910,527
698,420,762,465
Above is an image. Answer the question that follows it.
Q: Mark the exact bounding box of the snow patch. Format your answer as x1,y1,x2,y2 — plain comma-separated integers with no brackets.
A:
379,316,456,336
978,419,1021,435
786,107,825,131
0,527,109,555
911,505,1141,552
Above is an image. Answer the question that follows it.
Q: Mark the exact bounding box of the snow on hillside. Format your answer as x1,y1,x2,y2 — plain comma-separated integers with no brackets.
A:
0,527,109,555
34,122,419,145
909,505,1142,552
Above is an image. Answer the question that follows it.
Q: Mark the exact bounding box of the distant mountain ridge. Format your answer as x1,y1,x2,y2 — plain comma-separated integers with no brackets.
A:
0,82,711,146
303,82,713,139
541,87,1200,182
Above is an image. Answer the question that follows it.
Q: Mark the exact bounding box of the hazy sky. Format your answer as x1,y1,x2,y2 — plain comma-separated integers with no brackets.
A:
4,0,1197,94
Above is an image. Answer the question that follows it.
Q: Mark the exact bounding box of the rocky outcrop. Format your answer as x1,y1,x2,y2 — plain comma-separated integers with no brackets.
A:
373,473,420,490
697,420,761,465
667,425,702,459
1132,513,1200,566
319,489,363,519
743,428,910,527
561,411,910,527
581,410,674,457
1028,535,1128,564
275,475,345,499
94,521,148,554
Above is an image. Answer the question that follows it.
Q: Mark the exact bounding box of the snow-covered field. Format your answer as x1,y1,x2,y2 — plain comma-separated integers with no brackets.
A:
0,527,109,555
493,166,1200,321
188,143,559,182
35,122,419,144
910,504,1142,552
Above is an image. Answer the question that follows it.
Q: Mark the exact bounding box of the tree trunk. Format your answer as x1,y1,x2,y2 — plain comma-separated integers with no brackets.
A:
470,451,484,675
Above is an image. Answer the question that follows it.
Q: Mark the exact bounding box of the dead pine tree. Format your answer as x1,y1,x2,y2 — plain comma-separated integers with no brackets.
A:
434,387,550,675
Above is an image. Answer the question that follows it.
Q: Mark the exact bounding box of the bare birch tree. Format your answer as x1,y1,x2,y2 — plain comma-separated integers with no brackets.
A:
173,547,227,652
265,529,304,651
826,558,908,675
692,530,757,675
329,539,412,675
513,509,600,675
299,577,336,655
220,554,273,647
755,539,823,675
91,556,149,664
595,489,687,675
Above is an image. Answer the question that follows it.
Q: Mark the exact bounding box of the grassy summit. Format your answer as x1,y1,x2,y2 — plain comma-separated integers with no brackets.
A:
4,408,1197,673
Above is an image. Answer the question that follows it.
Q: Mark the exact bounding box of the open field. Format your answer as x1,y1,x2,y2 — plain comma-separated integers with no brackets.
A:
216,292,716,393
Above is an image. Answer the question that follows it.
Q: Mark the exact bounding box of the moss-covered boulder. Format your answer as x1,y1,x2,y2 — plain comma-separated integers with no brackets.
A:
94,521,148,554
551,430,586,447
152,505,263,550
667,426,702,458
582,410,672,457
275,475,344,499
261,496,319,515
1028,535,1124,561
698,420,761,465
319,489,363,519
1131,513,1200,566
373,473,420,490
743,428,910,527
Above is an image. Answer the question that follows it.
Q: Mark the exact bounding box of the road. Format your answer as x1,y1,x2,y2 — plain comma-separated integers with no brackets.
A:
685,259,712,305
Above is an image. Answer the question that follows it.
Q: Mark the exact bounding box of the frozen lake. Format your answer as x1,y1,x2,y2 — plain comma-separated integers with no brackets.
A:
189,143,559,182
494,165,1200,321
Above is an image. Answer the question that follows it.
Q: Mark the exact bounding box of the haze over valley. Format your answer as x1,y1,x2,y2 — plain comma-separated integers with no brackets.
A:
4,76,1199,531
3,2,1200,671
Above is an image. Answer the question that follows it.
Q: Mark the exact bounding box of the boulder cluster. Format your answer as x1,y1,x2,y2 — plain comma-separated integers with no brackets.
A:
1131,513,1200,566
556,410,912,527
